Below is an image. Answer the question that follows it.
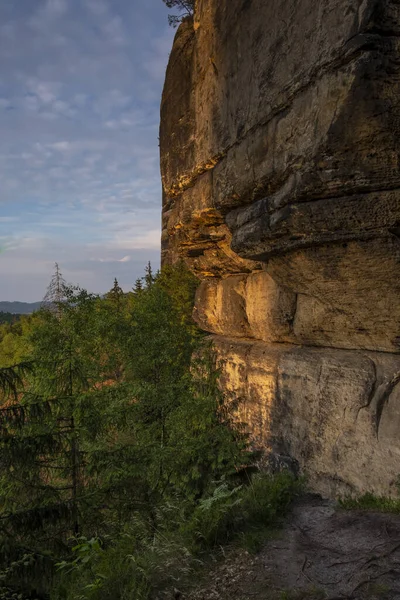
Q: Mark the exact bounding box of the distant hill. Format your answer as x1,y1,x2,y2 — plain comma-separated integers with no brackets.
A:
0,301,41,314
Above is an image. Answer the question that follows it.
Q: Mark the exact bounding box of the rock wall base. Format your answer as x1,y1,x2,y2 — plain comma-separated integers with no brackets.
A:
214,336,400,497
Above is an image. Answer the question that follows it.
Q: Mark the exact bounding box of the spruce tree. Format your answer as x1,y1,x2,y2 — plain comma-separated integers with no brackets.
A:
133,277,143,294
0,294,103,596
106,278,124,311
0,363,31,400
144,262,155,288
0,370,76,596
42,263,67,316
0,264,250,599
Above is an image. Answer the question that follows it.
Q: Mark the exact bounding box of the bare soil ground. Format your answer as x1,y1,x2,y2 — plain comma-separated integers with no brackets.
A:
181,494,400,600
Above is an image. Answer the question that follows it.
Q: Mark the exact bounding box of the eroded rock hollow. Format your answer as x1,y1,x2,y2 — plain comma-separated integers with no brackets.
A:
160,0,400,496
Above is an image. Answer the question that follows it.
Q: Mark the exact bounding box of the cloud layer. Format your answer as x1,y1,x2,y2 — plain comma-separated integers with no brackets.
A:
0,0,174,300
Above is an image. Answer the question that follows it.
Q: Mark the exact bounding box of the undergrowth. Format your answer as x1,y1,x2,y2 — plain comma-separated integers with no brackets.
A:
53,472,302,600
340,492,400,514
0,263,304,600
184,471,301,553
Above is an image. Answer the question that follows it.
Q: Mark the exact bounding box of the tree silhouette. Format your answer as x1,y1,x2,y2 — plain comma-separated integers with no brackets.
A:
106,277,124,311
108,277,123,298
133,277,143,294
162,0,194,26
144,262,155,288
42,263,67,315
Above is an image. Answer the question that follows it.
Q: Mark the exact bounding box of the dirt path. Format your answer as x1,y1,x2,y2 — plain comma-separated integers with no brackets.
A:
183,495,400,600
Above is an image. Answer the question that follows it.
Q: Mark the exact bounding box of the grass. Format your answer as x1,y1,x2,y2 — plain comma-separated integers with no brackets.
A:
339,492,400,513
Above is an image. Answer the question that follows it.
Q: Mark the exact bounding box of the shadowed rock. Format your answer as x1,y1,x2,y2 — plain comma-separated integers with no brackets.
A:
160,0,400,495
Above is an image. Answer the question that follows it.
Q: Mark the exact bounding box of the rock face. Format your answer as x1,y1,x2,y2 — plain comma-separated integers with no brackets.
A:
160,0,400,495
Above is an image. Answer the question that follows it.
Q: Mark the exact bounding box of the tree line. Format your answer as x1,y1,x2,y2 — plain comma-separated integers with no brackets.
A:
0,263,298,599
0,313,21,326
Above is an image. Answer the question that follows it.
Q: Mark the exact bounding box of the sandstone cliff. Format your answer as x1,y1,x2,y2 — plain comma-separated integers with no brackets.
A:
160,0,400,497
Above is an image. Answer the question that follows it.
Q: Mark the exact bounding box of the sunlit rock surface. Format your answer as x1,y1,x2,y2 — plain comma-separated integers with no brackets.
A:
160,0,400,495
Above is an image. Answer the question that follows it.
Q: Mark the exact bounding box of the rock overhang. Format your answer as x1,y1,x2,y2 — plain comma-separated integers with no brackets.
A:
160,0,400,495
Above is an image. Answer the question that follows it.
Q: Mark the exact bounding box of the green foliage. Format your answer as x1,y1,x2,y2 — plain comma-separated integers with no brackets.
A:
53,472,300,600
0,313,20,326
0,315,37,368
0,363,32,400
54,525,156,600
105,279,124,311
144,261,155,288
157,261,199,327
0,545,53,600
339,492,400,513
183,472,301,552
0,263,301,600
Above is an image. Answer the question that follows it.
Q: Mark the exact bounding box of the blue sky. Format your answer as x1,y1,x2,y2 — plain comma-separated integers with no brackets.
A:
0,0,176,301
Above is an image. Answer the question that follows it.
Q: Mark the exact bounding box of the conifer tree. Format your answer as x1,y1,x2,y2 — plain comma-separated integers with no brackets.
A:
144,262,155,288
0,365,74,595
0,363,31,400
42,262,67,316
133,277,143,294
162,0,194,26
0,264,250,599
0,295,100,596
106,278,124,310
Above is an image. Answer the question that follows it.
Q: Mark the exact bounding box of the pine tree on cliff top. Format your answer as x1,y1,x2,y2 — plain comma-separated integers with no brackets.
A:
162,0,194,26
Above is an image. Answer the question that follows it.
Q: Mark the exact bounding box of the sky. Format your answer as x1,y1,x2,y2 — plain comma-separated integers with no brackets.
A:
0,0,176,301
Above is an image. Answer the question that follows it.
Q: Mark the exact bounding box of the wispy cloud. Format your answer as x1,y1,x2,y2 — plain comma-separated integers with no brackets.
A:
0,0,174,300
96,255,131,263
